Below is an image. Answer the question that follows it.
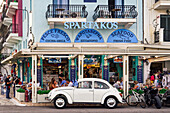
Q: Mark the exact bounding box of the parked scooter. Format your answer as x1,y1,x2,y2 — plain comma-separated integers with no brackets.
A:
162,90,170,106
144,86,162,109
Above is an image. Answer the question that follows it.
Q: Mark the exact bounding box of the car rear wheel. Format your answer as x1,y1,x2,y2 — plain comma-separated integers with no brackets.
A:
54,96,67,109
104,97,117,109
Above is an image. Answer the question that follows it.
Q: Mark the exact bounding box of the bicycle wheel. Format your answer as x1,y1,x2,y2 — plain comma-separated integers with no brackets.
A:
126,94,138,106
139,95,146,108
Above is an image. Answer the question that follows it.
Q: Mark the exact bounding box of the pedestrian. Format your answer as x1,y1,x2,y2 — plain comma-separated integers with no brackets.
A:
5,75,12,99
150,75,155,84
60,77,67,86
133,81,140,91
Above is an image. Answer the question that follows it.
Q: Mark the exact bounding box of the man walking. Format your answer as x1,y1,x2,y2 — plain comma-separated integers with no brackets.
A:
5,75,12,99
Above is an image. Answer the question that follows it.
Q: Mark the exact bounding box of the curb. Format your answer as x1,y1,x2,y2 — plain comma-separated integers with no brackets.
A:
10,98,27,106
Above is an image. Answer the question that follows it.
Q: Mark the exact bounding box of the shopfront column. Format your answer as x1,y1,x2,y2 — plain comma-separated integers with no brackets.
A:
78,55,84,79
123,55,129,98
32,55,37,103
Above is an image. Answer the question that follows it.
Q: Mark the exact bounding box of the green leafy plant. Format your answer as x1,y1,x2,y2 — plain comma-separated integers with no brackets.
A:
129,89,138,95
17,88,25,93
138,90,144,94
37,90,50,94
159,89,167,94
118,89,123,94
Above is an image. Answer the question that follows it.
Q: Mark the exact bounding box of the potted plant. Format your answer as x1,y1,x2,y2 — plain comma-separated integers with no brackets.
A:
37,90,50,103
16,88,25,102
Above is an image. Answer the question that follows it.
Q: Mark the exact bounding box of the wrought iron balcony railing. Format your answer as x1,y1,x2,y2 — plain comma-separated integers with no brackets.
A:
4,24,18,40
1,6,7,22
0,53,10,61
46,4,88,19
154,31,159,43
93,5,138,20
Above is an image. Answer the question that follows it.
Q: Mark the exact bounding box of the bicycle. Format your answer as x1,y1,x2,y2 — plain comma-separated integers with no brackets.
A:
125,90,146,108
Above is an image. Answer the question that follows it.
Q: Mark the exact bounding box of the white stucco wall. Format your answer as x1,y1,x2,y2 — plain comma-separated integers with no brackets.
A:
144,0,168,44
31,0,142,43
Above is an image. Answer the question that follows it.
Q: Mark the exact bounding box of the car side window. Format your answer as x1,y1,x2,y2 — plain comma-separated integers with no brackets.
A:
94,81,109,89
78,81,92,89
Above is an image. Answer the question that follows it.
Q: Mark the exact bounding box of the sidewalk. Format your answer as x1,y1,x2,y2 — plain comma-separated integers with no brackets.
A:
0,95,14,106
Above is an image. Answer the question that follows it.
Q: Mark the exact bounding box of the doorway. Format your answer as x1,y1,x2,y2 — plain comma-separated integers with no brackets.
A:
160,15,170,41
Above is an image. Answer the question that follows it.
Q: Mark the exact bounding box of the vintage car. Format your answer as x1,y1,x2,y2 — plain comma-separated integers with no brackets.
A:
47,78,123,109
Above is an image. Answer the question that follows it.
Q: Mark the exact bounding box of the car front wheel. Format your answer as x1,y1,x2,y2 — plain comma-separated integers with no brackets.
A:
54,96,67,109
104,97,117,109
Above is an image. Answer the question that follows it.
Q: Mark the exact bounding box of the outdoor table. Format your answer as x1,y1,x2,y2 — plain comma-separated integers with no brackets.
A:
55,8,65,18
111,9,121,18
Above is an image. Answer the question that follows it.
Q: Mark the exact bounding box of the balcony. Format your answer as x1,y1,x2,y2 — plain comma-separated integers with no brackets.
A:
154,0,170,10
1,9,12,26
46,4,88,26
93,5,138,28
3,24,22,48
6,0,18,18
0,53,10,61
155,28,170,44
0,1,6,14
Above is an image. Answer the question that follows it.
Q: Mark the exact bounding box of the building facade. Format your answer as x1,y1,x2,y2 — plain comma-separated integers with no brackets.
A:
143,0,170,83
0,0,149,103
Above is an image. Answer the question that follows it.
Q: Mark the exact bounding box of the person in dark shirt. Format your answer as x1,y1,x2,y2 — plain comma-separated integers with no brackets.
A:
5,75,12,99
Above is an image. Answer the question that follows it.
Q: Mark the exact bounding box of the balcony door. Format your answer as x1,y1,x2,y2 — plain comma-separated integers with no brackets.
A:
53,0,69,17
108,0,124,18
161,15,170,41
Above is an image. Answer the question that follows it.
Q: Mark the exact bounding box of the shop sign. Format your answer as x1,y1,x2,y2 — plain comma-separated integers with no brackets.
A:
48,58,61,63
113,57,123,63
103,65,109,81
137,66,143,83
107,29,138,43
75,29,104,43
40,28,71,43
64,22,118,30
84,58,98,65
70,65,76,82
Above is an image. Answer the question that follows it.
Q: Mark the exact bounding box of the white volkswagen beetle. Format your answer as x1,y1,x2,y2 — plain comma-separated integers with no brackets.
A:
47,78,123,109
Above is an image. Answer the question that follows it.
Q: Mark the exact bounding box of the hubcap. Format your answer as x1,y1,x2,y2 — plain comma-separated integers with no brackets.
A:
107,98,116,107
56,98,65,107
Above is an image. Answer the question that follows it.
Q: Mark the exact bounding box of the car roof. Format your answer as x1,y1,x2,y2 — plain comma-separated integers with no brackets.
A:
78,78,109,84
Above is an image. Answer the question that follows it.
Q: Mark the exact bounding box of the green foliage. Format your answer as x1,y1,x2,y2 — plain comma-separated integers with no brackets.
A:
17,88,25,93
129,89,138,95
159,89,167,94
138,90,144,94
37,90,50,94
118,89,123,94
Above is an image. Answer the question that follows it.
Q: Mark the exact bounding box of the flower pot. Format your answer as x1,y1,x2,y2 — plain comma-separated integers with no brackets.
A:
17,92,25,102
37,94,49,103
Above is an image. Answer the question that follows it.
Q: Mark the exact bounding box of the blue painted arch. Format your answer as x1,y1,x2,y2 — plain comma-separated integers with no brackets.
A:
40,28,71,43
75,29,104,43
107,29,138,43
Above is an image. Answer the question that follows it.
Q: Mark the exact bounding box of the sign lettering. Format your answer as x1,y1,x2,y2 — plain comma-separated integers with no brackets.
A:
40,28,71,43
64,22,118,30
75,29,104,43
107,29,138,43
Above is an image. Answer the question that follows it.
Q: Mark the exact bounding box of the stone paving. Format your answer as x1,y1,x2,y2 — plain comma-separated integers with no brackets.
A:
0,95,15,106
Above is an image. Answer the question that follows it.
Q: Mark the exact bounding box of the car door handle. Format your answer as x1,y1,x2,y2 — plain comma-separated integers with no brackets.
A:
89,90,93,92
